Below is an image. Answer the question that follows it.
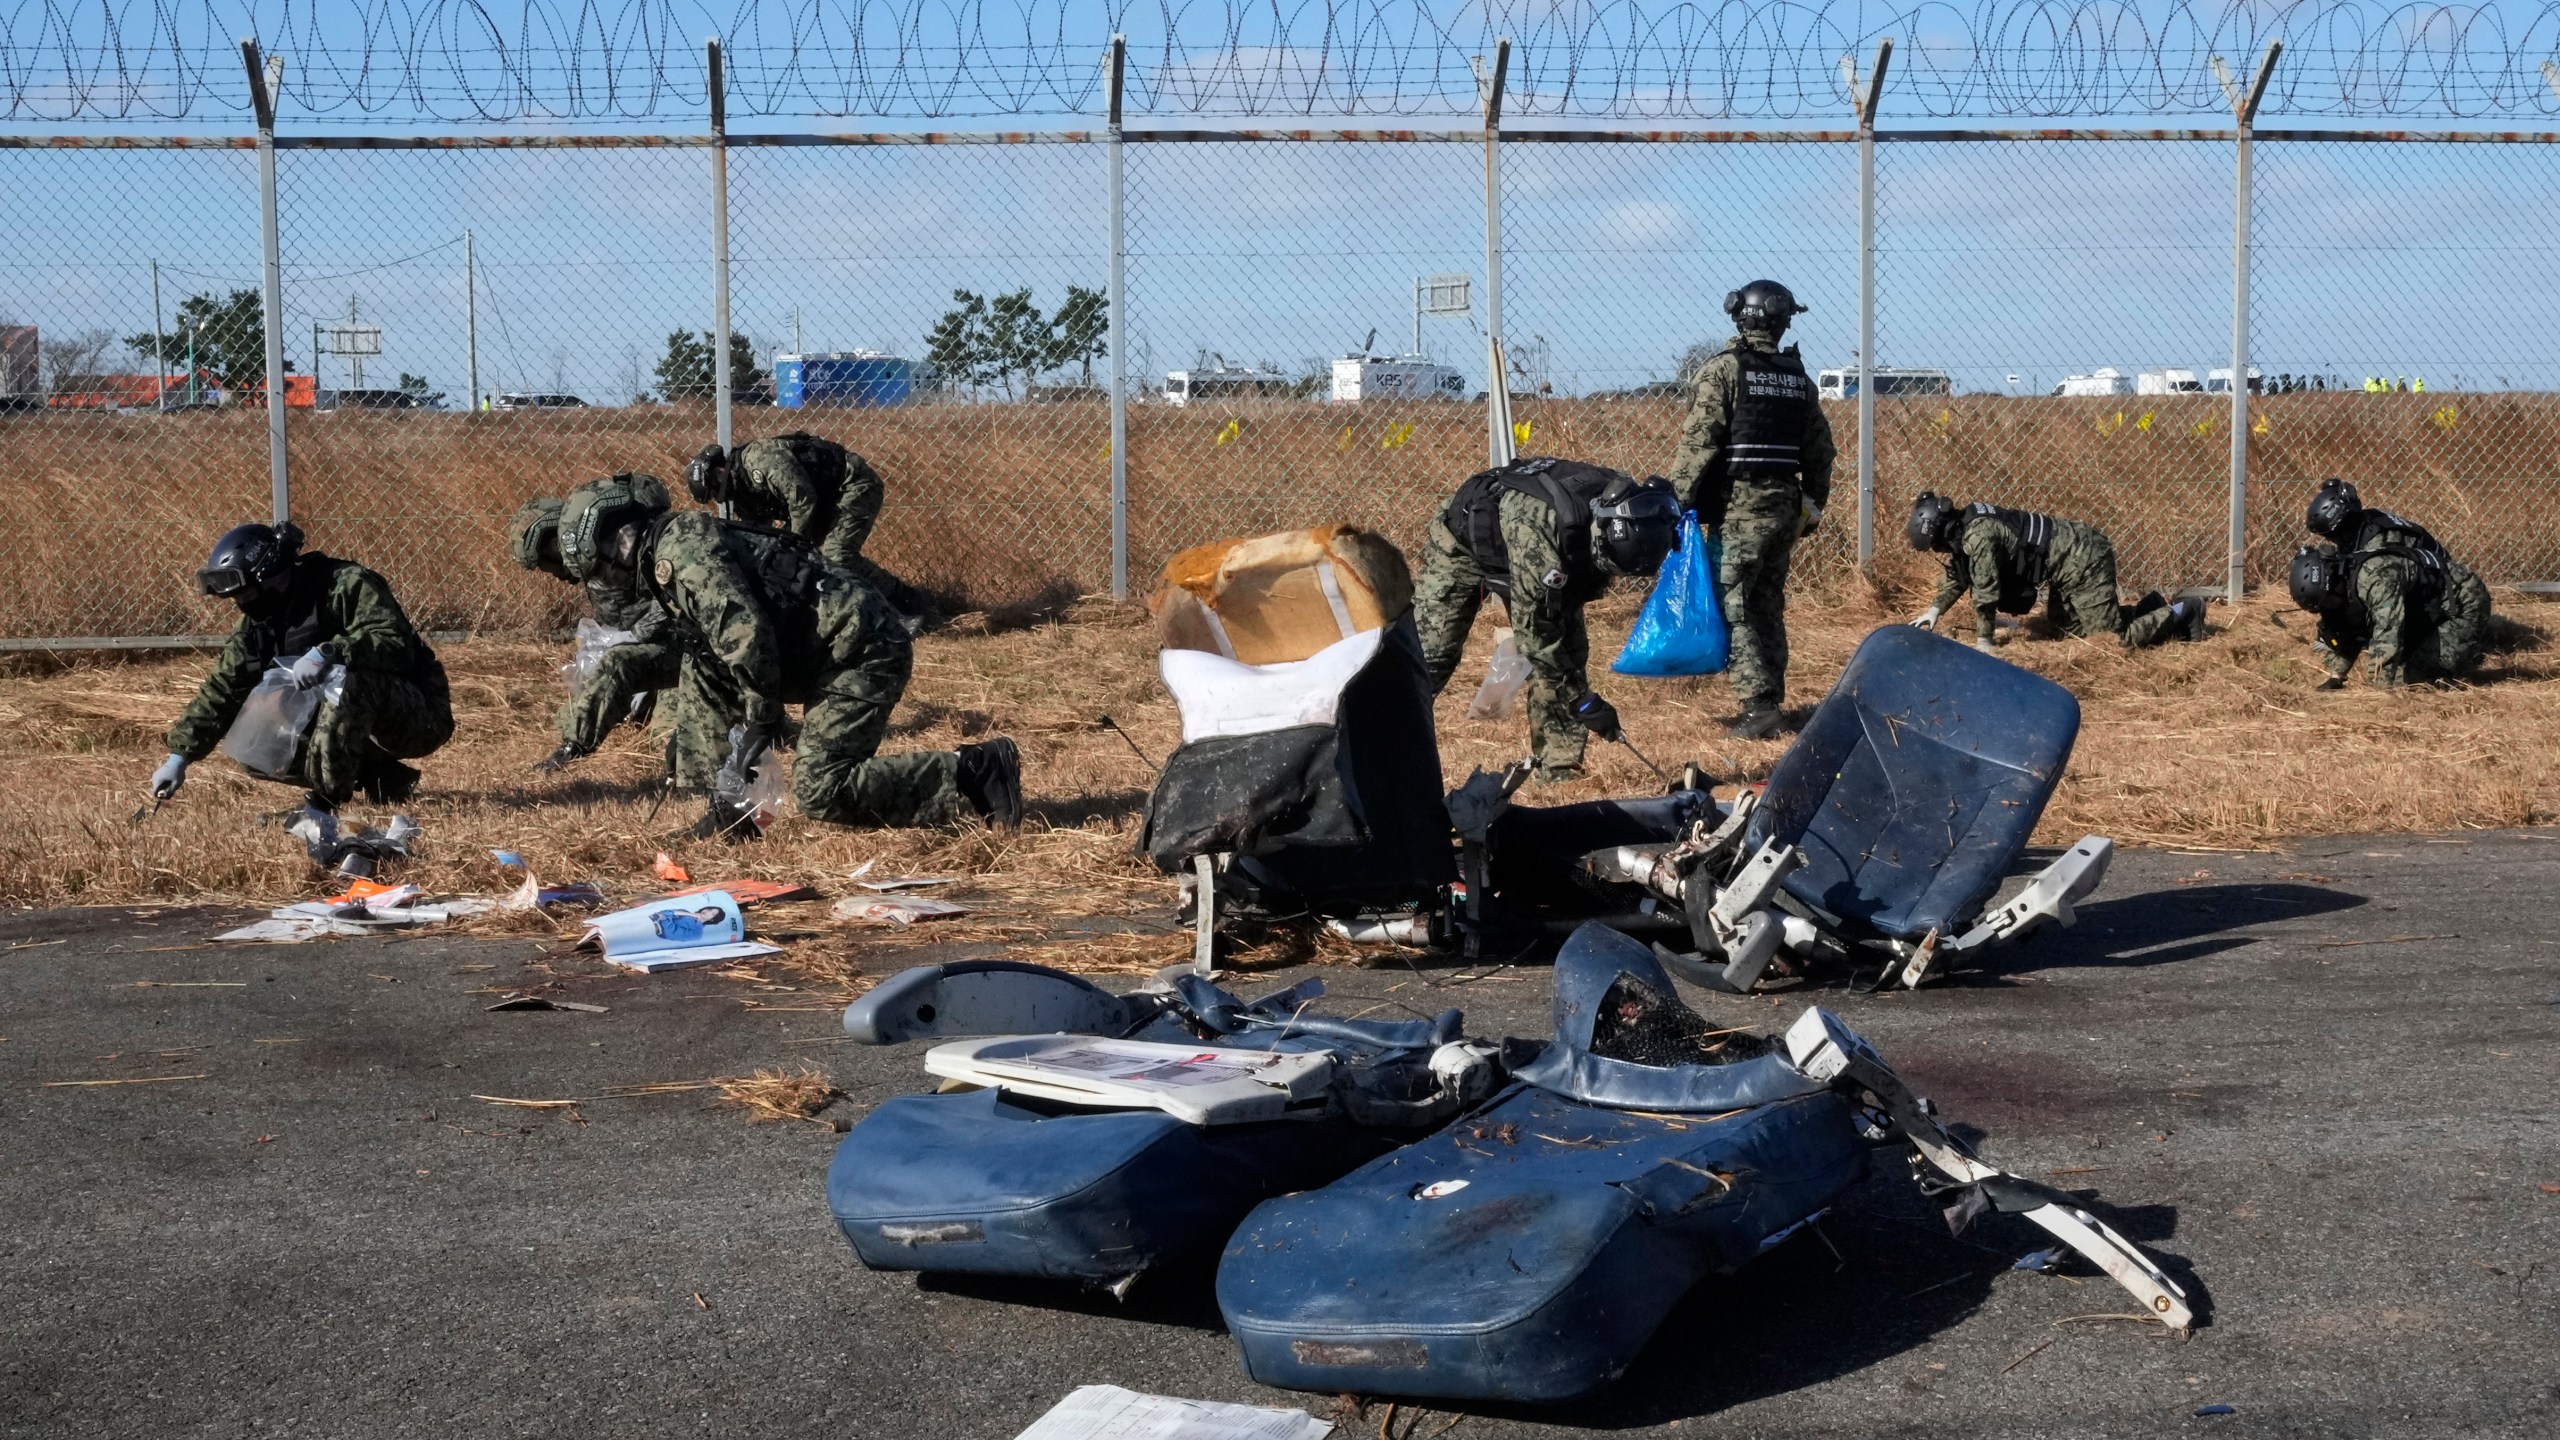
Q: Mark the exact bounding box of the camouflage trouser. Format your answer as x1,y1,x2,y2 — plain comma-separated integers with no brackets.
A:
298,665,455,804
2411,569,2493,680
557,641,681,755
659,657,745,791
1414,516,1589,774
817,458,886,570
1716,482,1800,710
790,586,968,828
2042,527,2127,641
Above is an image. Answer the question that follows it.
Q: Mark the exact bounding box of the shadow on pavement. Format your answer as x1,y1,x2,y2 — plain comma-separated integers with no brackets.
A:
1990,881,2366,975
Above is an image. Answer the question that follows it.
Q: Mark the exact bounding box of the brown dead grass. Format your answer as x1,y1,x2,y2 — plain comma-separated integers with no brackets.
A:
711,1064,845,1126
2,579,2554,948
7,390,2557,638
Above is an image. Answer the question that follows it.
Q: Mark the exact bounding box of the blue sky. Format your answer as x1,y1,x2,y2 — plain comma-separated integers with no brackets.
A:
7,4,2559,402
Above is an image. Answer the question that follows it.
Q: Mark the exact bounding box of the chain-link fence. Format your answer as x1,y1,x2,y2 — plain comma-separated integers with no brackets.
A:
6,126,2560,645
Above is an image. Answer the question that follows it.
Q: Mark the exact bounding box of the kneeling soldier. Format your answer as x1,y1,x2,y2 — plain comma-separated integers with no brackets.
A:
688,433,936,629
590,500,1022,837
2290,539,2491,689
149,522,453,813
1905,492,2205,651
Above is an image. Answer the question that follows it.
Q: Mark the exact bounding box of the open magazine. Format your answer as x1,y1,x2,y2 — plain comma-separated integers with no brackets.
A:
579,888,779,973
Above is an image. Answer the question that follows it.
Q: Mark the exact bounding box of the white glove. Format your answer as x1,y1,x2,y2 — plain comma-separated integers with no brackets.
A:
150,753,189,800
1910,606,1941,629
1973,637,1996,655
289,646,334,690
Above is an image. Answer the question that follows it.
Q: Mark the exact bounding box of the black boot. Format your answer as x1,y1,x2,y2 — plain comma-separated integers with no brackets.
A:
363,760,421,805
2179,597,2210,642
689,794,763,842
1728,704,1784,741
956,737,1023,828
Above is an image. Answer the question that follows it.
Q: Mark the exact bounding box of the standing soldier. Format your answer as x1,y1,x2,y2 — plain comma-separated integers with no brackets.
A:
687,434,935,628
1904,493,2206,650
2290,538,2492,690
589,502,1021,837
1666,279,1836,739
1414,457,1680,781
508,478,705,777
147,521,452,814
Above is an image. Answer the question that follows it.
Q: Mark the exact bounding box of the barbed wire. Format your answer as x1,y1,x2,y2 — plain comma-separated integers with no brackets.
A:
5,2,2560,124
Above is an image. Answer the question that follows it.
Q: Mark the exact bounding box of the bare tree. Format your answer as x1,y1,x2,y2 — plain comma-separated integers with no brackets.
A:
41,327,118,396
1674,342,1720,386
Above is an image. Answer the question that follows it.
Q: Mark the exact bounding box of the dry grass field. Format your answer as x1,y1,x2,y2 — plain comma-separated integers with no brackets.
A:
7,389,2556,639
5,576,2554,997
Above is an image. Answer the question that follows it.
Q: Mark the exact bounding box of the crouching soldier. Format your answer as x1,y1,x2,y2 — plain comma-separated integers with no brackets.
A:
688,433,936,629
2290,540,2491,689
1415,457,1680,781
1905,492,2205,651
148,522,452,814
590,500,1022,837
508,477,720,780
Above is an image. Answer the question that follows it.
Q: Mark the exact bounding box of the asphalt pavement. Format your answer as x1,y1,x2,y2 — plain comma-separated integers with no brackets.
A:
3,834,2556,1439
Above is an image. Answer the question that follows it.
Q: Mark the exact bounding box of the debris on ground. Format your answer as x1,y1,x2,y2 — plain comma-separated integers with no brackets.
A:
833,894,970,926
484,995,610,1014
1012,1385,1333,1440
848,859,961,891
651,852,691,885
712,1064,844,1126
286,810,420,877
580,889,778,972
661,878,815,905
491,850,606,911
214,884,491,943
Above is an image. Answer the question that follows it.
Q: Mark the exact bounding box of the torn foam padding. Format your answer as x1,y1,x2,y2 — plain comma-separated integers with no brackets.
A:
1159,627,1385,743
1151,526,1413,665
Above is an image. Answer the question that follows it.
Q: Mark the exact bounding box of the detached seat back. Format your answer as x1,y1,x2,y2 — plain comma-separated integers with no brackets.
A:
1745,626,2081,942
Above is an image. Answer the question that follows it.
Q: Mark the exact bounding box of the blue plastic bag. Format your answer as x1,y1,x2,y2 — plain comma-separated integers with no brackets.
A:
1611,515,1728,676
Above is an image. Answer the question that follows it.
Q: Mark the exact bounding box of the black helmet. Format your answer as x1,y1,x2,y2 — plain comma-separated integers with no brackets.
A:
2289,544,2348,614
1907,491,1960,552
1591,475,1681,577
686,443,730,505
1723,279,1806,334
2305,477,2362,541
197,521,304,598
508,497,569,579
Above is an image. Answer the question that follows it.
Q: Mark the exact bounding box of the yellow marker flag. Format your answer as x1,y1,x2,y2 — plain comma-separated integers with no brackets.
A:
2251,413,2270,436
1215,418,1242,446
1513,419,1533,447
2432,404,2459,430
1336,425,1355,452
2136,412,2154,433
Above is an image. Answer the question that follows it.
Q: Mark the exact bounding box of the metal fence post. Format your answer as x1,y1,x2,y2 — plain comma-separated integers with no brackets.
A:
1853,39,1892,568
708,38,733,459
463,227,479,412
1107,35,1129,601
242,39,290,524
1481,38,1511,467
2222,43,2279,599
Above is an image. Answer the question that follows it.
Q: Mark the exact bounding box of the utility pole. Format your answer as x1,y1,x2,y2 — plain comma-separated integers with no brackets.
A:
464,228,479,412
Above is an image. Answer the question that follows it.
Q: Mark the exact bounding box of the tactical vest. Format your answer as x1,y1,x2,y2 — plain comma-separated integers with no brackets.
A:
261,555,339,661
1441,456,1626,602
768,433,850,490
2349,542,2448,607
1724,346,1817,482
1965,503,2059,590
2353,511,2452,572
640,517,833,667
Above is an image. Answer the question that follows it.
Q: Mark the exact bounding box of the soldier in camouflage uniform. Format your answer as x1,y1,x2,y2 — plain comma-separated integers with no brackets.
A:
509,479,701,773
1415,458,1680,780
1904,493,2206,650
590,502,1022,837
147,521,453,813
2290,540,2491,689
1666,279,1837,739
688,435,935,628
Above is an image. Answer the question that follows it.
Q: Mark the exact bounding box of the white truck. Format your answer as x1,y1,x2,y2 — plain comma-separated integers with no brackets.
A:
1163,363,1293,407
1329,354,1466,403
2052,368,2131,397
2136,369,2204,395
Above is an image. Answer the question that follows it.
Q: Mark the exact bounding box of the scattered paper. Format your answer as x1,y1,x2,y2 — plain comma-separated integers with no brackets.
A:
580,889,778,973
833,895,970,926
651,852,691,884
857,874,961,892
1015,1386,1331,1440
214,891,492,943
661,879,815,906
